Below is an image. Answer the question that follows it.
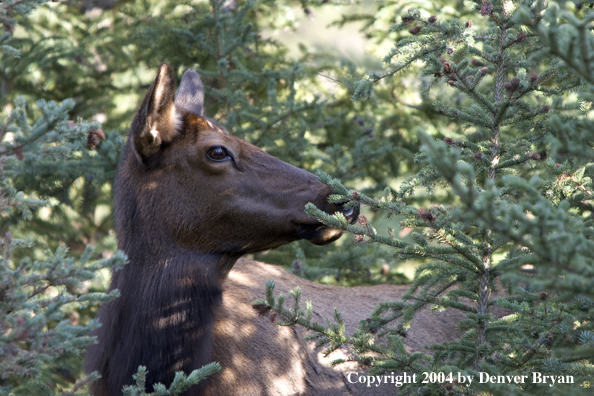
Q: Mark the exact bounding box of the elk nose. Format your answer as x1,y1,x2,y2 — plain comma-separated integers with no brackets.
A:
338,203,360,224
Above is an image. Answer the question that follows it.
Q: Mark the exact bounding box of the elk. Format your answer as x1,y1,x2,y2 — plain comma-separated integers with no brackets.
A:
85,64,468,396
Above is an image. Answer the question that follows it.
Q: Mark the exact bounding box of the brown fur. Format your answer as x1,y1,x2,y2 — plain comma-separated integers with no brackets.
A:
85,65,470,396
208,258,468,396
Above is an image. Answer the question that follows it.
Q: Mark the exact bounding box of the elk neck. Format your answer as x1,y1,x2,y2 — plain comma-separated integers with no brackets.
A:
101,226,241,393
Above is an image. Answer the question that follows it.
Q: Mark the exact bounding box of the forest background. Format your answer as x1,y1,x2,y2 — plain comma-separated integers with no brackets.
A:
1,0,593,394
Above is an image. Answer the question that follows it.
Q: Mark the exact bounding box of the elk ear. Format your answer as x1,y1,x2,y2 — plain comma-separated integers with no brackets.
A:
174,70,204,116
132,64,181,162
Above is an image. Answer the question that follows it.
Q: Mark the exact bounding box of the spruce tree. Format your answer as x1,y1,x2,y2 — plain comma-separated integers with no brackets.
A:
0,1,126,393
259,0,594,394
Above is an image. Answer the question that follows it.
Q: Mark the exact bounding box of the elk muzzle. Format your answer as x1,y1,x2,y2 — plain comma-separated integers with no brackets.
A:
295,202,360,245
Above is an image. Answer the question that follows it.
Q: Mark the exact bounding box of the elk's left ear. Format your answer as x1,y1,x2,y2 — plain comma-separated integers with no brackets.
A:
131,64,181,162
174,70,204,116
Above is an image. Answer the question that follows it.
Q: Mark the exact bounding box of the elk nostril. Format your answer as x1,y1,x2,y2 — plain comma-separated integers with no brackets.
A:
344,203,360,224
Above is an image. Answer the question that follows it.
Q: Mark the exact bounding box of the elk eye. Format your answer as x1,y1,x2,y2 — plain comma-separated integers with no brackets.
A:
207,146,230,161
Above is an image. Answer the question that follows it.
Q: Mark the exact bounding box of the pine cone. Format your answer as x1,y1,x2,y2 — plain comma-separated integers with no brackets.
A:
417,208,436,223
14,148,24,160
87,129,106,150
510,77,520,89
529,72,538,84
480,1,493,16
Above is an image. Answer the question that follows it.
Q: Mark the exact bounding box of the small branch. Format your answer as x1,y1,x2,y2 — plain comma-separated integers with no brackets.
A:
569,175,594,197
434,228,483,269
0,118,60,157
95,146,117,169
581,25,592,78
253,102,318,145
451,69,496,115
0,0,29,12
495,152,536,171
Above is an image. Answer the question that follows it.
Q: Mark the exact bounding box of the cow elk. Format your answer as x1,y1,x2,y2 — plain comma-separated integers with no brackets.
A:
85,65,468,396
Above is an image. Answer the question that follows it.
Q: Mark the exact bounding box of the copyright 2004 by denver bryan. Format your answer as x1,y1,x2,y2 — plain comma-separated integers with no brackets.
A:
346,371,575,389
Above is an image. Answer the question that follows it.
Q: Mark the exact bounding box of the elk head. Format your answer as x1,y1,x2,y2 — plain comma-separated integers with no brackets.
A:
114,64,358,270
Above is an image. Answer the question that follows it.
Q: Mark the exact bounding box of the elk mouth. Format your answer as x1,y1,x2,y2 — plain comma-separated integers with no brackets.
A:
295,203,360,245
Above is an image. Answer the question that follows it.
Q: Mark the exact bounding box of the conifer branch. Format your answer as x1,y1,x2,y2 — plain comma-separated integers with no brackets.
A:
450,67,496,114
253,281,429,373
253,101,320,145
495,152,537,170
433,227,483,269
